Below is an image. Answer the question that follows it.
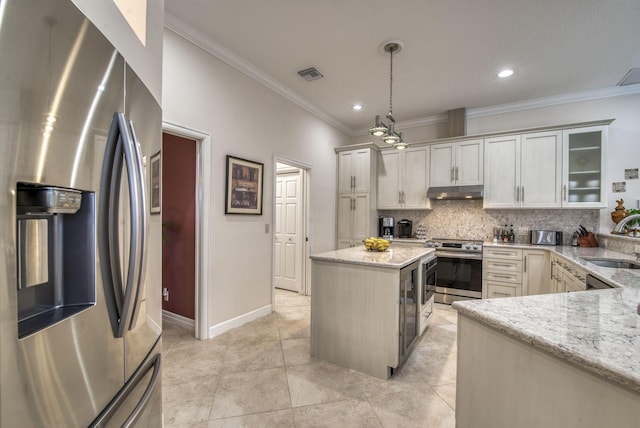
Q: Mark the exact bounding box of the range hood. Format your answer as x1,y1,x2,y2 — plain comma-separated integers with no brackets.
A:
427,185,484,200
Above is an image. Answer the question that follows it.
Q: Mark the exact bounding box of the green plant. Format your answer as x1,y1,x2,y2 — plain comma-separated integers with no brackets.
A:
626,209,640,229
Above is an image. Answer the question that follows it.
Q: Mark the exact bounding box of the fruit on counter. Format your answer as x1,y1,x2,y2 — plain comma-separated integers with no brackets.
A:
364,237,390,251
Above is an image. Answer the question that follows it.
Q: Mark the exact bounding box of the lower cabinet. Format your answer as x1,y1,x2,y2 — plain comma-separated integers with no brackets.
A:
482,247,523,298
456,314,640,428
551,255,587,293
522,250,550,295
484,247,590,299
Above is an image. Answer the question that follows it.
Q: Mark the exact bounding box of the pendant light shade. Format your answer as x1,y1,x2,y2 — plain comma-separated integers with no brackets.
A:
368,41,408,150
368,115,388,136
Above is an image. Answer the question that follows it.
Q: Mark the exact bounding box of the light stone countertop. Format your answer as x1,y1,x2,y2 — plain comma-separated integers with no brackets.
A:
455,242,640,394
310,245,435,269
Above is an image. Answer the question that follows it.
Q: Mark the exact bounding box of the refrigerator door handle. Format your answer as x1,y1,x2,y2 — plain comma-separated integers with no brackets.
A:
99,114,125,336
122,353,161,427
126,120,148,330
88,352,162,428
116,113,143,338
98,112,143,338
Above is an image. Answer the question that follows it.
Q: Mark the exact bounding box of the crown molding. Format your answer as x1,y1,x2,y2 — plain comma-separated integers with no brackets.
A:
164,12,352,136
467,85,640,119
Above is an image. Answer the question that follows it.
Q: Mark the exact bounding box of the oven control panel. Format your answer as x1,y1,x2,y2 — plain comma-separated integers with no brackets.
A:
426,239,482,253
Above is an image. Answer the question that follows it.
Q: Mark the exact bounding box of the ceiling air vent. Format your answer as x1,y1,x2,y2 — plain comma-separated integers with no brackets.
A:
617,68,640,86
297,67,324,81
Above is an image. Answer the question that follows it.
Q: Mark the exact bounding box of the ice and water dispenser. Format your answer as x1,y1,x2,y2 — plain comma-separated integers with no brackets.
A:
16,183,95,338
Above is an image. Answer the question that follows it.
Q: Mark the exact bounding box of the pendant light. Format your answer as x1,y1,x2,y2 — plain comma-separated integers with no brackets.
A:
368,41,408,150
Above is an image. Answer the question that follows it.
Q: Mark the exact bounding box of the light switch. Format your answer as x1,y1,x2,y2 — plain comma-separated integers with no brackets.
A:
265,224,270,233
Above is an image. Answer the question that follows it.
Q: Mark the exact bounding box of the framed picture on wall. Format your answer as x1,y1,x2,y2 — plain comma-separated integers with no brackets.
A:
150,151,161,214
225,155,264,215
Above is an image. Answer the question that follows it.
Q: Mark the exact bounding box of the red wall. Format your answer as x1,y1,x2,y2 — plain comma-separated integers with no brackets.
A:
161,133,196,319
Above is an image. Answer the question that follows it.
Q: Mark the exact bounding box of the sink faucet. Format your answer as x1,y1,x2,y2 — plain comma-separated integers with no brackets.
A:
612,213,640,234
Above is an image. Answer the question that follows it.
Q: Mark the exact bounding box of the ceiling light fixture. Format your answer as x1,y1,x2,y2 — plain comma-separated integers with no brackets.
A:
498,68,514,78
368,41,408,150
352,104,363,110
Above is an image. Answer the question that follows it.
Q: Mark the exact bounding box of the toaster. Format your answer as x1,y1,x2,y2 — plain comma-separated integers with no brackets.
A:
530,230,562,246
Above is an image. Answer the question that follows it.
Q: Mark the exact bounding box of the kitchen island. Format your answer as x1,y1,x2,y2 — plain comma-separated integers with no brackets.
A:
310,245,435,379
453,284,640,427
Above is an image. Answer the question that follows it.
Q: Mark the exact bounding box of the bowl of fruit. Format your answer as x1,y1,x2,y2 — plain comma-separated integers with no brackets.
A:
364,237,390,252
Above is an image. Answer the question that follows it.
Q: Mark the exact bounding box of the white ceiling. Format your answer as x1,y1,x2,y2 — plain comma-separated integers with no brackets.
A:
164,0,640,136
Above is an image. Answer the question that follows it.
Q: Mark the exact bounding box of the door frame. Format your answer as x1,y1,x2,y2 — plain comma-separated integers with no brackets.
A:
272,155,312,301
162,122,211,340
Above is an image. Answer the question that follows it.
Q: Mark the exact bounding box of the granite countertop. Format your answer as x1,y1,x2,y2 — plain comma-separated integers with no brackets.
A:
456,242,640,394
310,245,435,269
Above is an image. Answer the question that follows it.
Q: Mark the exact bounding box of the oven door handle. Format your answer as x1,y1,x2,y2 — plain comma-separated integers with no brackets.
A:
436,251,483,260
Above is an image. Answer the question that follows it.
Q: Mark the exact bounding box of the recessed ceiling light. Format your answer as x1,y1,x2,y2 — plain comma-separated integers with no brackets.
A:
498,69,514,78
352,104,363,111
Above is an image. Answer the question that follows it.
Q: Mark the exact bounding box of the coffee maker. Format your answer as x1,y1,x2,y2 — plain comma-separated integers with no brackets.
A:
379,216,394,240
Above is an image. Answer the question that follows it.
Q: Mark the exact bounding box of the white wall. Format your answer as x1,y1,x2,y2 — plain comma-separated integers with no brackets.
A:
162,30,349,328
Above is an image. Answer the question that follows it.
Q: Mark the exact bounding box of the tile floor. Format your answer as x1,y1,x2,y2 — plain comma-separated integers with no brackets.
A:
162,289,459,427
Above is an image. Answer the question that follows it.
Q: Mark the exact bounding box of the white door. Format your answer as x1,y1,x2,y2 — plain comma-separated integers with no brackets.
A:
275,171,302,292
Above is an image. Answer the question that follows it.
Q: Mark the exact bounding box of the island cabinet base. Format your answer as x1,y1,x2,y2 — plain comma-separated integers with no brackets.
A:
456,314,640,428
311,260,399,379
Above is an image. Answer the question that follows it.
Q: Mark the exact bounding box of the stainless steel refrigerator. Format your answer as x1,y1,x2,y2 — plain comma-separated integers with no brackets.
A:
0,0,163,426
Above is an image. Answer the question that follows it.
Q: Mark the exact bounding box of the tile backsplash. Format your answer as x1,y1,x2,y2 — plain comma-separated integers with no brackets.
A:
380,200,600,245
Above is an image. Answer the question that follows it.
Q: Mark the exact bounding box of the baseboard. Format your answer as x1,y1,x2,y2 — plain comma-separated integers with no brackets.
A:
162,310,195,331
208,304,273,338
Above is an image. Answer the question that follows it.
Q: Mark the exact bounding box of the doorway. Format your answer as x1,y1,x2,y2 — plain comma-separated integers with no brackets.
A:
161,133,196,321
161,123,211,340
273,158,311,300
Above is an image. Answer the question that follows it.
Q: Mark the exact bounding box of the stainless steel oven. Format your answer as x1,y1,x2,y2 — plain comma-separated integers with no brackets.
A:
426,239,483,304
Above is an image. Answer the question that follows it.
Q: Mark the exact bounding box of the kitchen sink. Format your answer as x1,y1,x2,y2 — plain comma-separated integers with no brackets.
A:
583,258,640,269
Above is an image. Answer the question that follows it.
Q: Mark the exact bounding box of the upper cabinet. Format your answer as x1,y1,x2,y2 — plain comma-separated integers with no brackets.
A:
562,126,607,208
430,139,483,187
484,131,562,208
377,146,430,209
336,145,378,248
338,148,372,194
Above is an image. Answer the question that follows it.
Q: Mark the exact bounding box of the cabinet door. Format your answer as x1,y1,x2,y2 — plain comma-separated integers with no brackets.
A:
403,146,429,209
520,131,562,208
456,139,484,186
562,126,607,208
352,193,371,243
352,149,371,193
338,151,354,194
430,143,455,187
377,150,401,209
337,194,354,245
483,135,520,208
523,250,549,295
338,148,371,194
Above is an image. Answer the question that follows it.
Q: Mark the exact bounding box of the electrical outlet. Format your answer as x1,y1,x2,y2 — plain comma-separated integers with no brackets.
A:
162,287,169,302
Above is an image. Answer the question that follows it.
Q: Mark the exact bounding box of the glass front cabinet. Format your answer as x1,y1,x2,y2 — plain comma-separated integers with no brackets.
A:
562,125,607,208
